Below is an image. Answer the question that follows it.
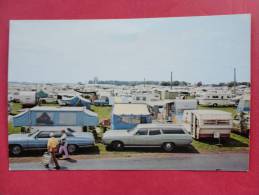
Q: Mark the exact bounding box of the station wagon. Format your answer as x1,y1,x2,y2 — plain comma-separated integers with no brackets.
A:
102,124,192,152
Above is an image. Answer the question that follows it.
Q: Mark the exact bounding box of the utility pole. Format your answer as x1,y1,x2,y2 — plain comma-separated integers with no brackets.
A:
170,72,173,90
234,68,237,95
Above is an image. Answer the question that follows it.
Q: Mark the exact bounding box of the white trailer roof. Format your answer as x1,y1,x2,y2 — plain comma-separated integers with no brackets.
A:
113,103,150,115
184,109,232,120
30,106,97,116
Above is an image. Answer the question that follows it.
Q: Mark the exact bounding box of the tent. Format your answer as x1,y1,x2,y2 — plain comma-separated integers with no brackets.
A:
58,95,91,109
111,103,152,130
12,106,98,128
36,90,48,99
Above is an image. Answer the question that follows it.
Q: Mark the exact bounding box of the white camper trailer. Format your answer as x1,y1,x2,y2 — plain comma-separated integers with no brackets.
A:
19,91,37,107
183,110,233,139
198,92,235,107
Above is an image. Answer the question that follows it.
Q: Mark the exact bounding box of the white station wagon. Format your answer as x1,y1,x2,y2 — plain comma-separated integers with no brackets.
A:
102,124,192,152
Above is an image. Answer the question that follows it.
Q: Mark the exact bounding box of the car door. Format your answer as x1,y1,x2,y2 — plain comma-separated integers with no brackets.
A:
33,131,51,149
131,128,149,146
162,128,189,145
148,129,162,146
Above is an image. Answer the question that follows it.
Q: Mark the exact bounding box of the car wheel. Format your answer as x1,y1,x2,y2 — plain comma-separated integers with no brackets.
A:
162,142,175,152
213,103,218,107
11,145,22,156
112,141,124,151
67,144,77,154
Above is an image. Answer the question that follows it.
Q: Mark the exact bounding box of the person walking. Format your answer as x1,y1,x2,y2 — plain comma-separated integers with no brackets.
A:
47,132,60,169
59,129,69,160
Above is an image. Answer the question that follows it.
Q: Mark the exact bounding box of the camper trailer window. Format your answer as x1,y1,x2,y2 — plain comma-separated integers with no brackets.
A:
35,112,54,125
203,120,217,125
149,129,161,135
217,120,230,125
121,116,140,124
212,96,219,98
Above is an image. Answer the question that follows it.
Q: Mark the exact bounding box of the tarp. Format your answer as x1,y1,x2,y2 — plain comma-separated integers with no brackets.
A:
59,95,91,109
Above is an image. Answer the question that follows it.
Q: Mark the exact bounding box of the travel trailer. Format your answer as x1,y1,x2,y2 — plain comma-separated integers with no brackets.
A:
18,91,37,107
197,92,235,107
183,110,233,139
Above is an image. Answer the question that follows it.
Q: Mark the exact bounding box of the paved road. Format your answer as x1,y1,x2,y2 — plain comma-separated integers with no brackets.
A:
10,152,249,171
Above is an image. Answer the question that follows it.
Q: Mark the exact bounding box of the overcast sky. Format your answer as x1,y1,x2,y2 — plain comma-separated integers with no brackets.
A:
8,14,250,84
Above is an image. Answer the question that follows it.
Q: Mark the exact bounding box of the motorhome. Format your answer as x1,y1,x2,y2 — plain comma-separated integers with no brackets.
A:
197,92,235,107
183,110,233,139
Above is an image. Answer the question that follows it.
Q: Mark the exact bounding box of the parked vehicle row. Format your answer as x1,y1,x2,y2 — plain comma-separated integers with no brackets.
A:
102,124,192,152
9,124,193,155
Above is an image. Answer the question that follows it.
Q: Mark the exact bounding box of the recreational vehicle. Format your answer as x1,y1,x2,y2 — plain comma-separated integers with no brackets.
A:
198,92,235,107
183,110,233,139
18,91,37,107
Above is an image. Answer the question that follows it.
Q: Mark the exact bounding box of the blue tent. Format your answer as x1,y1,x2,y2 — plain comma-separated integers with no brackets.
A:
111,103,152,130
59,95,91,109
13,106,98,127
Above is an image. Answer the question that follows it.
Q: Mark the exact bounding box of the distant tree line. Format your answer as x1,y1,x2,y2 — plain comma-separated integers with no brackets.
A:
160,81,190,86
88,80,160,86
87,80,250,87
195,81,250,87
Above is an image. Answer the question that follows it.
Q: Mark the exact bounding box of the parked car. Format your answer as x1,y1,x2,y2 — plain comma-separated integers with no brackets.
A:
102,124,192,152
9,130,95,156
39,97,57,104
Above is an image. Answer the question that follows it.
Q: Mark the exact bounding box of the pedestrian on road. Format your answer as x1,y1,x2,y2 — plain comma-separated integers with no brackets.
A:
59,129,69,160
47,132,60,170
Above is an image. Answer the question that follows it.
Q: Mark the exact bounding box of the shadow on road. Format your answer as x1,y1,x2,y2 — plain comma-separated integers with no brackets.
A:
106,145,199,153
9,146,100,157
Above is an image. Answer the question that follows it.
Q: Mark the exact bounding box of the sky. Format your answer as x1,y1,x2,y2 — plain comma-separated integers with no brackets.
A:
8,14,251,84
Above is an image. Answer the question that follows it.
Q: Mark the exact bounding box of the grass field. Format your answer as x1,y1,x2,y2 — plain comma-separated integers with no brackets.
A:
91,105,112,121
8,122,21,134
10,102,23,115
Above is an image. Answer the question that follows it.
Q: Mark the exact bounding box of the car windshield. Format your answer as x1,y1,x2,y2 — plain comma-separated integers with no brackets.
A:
28,129,39,137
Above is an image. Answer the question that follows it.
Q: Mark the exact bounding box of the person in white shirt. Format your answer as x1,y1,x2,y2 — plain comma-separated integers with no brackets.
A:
59,129,69,159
